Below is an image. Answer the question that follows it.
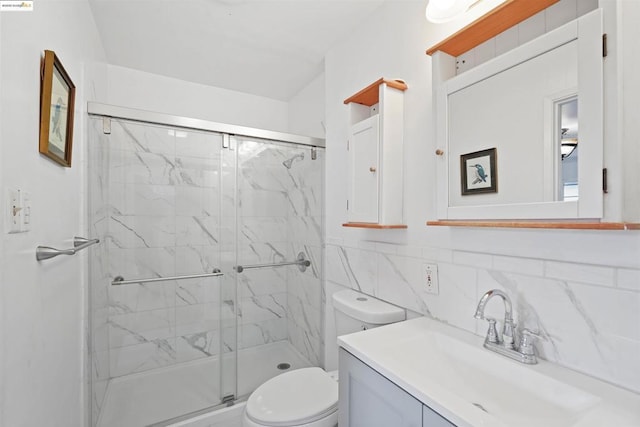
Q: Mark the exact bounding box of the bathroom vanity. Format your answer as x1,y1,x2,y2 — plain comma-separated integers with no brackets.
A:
337,317,640,427
339,348,454,427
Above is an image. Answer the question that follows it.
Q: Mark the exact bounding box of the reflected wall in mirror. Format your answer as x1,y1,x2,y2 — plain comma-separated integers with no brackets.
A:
448,39,577,208
436,9,603,220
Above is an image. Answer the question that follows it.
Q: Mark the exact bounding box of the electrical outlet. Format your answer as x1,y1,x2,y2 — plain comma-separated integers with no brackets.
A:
424,263,439,295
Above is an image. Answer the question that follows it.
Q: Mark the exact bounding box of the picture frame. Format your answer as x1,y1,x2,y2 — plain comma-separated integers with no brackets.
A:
460,148,497,195
39,50,75,167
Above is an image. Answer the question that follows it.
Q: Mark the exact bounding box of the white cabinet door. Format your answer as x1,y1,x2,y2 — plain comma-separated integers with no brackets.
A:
348,115,379,223
339,348,422,427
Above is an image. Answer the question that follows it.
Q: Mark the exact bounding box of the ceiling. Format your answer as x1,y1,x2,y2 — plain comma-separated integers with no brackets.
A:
88,0,387,101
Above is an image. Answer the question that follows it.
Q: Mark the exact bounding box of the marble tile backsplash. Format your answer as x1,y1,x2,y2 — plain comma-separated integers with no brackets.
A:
326,241,640,393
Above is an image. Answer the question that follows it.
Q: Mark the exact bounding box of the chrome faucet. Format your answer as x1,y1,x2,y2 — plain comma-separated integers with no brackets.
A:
474,289,537,364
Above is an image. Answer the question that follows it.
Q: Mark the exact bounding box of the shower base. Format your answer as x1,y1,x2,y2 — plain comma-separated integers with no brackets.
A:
97,341,312,427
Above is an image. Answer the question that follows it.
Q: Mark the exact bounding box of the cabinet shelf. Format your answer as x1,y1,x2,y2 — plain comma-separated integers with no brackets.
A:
426,0,560,57
426,220,640,230
343,223,407,229
344,78,407,107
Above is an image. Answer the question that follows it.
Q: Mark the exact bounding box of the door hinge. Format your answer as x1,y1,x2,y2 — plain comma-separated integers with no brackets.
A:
603,168,608,193
603,34,608,58
347,139,350,151
347,200,349,211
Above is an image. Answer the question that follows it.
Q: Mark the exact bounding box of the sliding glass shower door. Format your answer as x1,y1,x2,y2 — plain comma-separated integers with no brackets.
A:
88,118,234,426
88,112,324,426
232,136,324,399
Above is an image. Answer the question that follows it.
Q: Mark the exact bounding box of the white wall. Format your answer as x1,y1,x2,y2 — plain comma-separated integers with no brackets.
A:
288,72,326,139
0,11,4,425
106,64,290,132
323,0,640,393
0,2,107,426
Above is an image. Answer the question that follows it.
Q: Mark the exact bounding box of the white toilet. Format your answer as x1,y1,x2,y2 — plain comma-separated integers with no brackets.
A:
243,289,406,427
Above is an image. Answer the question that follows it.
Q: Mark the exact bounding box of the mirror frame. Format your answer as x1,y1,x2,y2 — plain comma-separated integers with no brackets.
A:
435,10,603,220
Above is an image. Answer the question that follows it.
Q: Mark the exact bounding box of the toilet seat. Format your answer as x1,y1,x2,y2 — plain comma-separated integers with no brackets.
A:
245,367,338,426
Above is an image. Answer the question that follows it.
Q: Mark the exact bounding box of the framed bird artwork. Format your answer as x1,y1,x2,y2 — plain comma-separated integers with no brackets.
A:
460,148,497,195
39,50,76,167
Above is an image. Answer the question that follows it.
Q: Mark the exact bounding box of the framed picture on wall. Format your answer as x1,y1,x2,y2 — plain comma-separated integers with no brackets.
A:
39,50,76,167
460,148,497,195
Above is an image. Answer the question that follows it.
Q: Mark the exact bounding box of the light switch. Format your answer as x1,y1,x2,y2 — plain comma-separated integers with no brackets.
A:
21,191,31,231
7,188,21,233
6,188,30,233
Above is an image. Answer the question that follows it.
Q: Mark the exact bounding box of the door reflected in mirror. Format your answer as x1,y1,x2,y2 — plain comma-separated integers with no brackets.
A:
558,97,578,201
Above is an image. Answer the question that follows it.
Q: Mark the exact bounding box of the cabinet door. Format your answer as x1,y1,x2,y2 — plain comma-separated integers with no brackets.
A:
339,348,422,427
348,115,379,223
423,405,456,427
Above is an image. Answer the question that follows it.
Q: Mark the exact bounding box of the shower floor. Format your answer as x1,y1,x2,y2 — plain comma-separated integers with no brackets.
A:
97,341,312,427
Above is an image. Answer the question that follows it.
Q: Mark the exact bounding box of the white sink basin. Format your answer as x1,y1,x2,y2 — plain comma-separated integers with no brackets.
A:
338,317,640,427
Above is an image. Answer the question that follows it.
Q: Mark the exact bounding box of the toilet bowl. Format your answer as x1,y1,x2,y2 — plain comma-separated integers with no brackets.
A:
243,367,338,427
242,290,405,427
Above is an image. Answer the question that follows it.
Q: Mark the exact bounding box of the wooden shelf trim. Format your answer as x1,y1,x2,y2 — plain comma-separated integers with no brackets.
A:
343,223,408,229
426,220,640,230
426,0,560,57
343,78,408,107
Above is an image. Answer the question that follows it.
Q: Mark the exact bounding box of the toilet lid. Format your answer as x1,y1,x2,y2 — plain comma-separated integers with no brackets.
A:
246,367,338,426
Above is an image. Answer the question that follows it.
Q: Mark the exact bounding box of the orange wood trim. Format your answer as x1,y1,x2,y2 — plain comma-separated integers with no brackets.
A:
343,78,408,106
425,220,637,230
343,223,408,229
426,0,560,57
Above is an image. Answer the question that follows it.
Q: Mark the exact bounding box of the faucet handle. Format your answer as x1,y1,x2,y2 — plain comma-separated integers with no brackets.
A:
485,317,500,344
519,329,541,356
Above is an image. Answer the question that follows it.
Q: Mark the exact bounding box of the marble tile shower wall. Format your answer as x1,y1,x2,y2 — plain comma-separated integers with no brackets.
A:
89,119,111,425
90,120,325,397
102,120,227,378
234,140,323,365
284,149,324,366
326,239,640,393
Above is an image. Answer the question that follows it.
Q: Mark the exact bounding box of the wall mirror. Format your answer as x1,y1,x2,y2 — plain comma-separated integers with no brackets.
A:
435,10,603,220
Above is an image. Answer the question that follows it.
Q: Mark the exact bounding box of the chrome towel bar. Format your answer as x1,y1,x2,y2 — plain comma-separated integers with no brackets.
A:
234,252,311,273
36,237,100,261
112,269,223,285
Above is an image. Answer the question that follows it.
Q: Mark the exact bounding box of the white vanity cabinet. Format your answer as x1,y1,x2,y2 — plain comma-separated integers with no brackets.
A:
339,348,456,427
343,78,407,229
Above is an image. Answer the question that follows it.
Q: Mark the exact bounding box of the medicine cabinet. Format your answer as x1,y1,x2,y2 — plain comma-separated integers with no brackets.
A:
343,78,407,229
431,9,604,223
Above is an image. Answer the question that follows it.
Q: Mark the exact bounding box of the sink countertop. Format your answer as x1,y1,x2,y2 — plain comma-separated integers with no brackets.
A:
338,317,640,427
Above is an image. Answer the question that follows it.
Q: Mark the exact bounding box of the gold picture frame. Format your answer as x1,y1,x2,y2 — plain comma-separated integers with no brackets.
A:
39,50,75,167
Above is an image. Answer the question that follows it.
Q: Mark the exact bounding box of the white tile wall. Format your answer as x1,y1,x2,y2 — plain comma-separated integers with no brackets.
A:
325,241,640,392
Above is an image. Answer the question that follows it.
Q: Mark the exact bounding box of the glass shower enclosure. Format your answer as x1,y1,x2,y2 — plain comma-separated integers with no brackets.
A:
87,104,324,426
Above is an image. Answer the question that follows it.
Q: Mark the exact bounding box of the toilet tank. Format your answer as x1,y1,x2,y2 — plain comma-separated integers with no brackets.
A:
332,289,405,335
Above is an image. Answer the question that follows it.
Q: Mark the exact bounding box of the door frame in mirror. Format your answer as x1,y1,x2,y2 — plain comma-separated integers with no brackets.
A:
434,9,603,220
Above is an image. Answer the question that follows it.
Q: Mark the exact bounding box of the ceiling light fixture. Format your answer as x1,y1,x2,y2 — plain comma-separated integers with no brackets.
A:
561,139,578,160
425,0,475,23
560,127,578,160
425,0,507,24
